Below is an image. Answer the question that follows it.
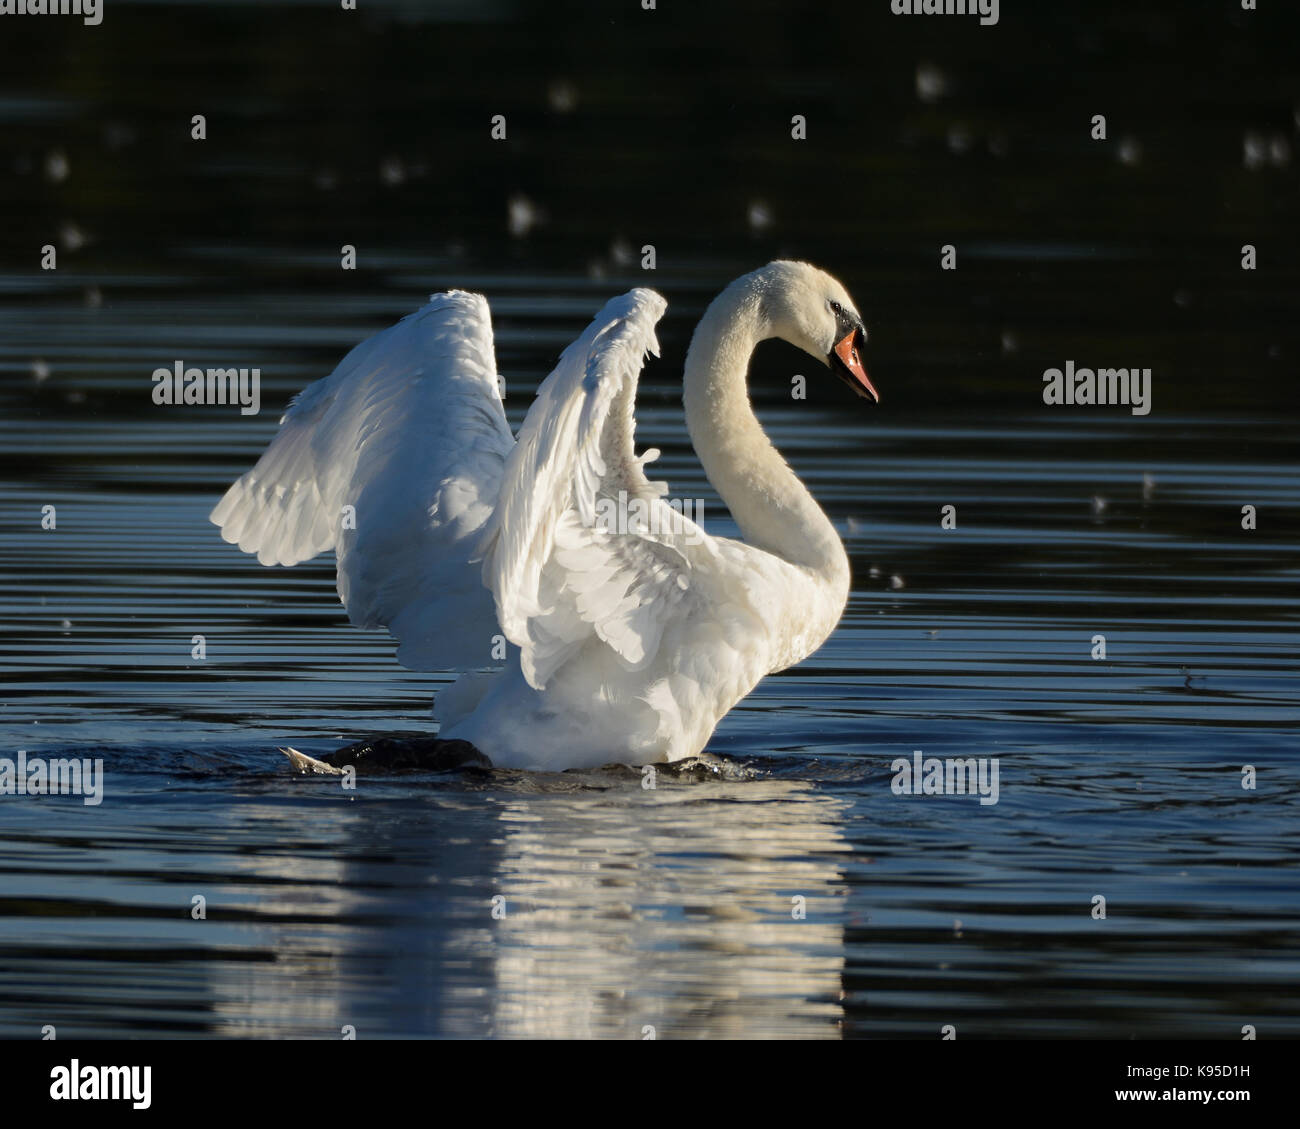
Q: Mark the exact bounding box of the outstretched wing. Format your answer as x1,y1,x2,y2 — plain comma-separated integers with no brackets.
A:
479,287,711,689
210,291,514,671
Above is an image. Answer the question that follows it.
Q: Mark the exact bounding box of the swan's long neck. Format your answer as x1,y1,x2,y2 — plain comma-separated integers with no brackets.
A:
683,278,850,595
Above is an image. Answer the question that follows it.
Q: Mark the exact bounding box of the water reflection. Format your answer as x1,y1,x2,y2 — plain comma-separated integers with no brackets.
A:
202,777,849,1039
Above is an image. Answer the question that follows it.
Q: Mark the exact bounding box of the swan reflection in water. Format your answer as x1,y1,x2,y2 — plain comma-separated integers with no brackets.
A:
203,772,851,1039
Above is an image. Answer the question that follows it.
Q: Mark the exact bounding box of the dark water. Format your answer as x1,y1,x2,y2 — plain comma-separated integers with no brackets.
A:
1,1,1298,1039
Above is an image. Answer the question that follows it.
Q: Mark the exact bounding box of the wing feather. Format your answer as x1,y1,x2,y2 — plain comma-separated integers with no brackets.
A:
210,291,514,671
478,288,708,689
213,285,716,698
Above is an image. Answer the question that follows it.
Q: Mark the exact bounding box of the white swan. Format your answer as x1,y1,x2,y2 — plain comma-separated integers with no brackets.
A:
211,261,876,771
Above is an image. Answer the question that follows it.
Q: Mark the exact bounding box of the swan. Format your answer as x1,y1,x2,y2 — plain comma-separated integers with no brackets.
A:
211,261,877,771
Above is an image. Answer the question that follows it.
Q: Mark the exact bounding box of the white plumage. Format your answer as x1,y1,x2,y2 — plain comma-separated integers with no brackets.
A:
212,261,876,770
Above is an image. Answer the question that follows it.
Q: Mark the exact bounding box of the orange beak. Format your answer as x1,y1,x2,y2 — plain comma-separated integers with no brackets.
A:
832,328,878,402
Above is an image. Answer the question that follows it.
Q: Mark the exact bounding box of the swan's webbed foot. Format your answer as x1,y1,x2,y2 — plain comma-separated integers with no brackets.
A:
281,735,491,774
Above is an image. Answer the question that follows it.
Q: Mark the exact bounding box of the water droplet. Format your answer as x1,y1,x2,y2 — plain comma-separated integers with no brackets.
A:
609,237,635,267
1117,136,1143,166
915,61,949,103
547,79,578,114
1243,131,1269,170
508,194,540,237
747,200,773,232
947,123,974,155
58,221,87,252
44,149,69,183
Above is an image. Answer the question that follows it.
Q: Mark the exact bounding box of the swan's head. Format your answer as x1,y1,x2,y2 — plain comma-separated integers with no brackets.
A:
755,260,878,402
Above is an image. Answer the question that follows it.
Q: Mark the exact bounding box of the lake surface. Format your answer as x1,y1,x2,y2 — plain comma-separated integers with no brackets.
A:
1,0,1298,1039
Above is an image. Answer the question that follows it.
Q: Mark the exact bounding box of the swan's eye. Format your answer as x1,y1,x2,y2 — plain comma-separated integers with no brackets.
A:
830,301,843,315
